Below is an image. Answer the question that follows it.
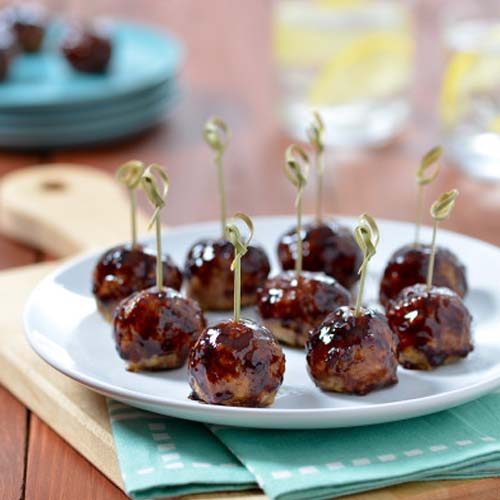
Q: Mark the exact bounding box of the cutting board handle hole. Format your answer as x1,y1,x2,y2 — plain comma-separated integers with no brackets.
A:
40,180,66,192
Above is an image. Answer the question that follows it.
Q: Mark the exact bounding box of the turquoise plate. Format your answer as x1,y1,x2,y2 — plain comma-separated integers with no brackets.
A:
0,91,180,148
0,80,176,126
0,21,183,109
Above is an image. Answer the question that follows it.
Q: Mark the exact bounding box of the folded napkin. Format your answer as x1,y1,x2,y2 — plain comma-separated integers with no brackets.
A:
108,393,500,500
107,400,255,499
213,393,500,500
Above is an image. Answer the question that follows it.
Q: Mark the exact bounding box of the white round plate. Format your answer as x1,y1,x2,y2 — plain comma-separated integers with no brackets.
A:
24,216,500,429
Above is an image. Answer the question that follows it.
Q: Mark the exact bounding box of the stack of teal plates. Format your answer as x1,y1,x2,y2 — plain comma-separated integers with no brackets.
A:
0,22,182,148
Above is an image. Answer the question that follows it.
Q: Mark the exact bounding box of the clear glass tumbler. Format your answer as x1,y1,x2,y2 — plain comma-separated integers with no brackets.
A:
440,1,500,181
273,0,413,148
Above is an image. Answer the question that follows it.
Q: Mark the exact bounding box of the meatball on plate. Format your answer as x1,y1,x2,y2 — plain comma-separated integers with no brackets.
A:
257,270,350,348
387,284,473,370
185,238,270,310
92,244,182,322
24,216,500,429
189,318,285,407
379,244,467,308
307,306,398,395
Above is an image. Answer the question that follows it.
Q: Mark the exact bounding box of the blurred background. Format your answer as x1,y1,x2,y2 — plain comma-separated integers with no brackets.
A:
1,0,500,268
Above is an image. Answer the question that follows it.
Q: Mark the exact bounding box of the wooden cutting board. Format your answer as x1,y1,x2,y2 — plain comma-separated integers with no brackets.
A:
1,164,499,500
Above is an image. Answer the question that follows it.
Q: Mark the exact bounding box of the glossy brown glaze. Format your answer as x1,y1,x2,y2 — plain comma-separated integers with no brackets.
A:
92,244,183,322
386,284,473,370
188,318,285,407
379,244,467,309
113,286,206,371
1,3,47,52
306,306,399,395
184,238,271,310
277,221,362,289
60,22,112,73
257,270,351,347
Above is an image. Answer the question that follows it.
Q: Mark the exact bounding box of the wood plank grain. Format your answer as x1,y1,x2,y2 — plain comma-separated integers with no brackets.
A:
24,415,128,500
0,263,123,491
0,154,40,176
0,155,38,499
345,478,500,500
0,386,28,500
0,235,37,270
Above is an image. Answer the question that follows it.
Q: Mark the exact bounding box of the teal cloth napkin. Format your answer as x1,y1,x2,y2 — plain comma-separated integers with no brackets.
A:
212,393,500,500
108,393,500,500
107,400,255,499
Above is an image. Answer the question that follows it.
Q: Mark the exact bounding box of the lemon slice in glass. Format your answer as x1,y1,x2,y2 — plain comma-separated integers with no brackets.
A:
440,24,500,127
307,31,412,106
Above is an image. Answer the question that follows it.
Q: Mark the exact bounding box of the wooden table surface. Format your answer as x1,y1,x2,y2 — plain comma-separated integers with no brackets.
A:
2,1,500,499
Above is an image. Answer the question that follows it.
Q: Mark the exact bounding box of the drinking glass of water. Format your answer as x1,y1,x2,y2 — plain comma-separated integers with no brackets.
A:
440,1,500,181
273,0,413,148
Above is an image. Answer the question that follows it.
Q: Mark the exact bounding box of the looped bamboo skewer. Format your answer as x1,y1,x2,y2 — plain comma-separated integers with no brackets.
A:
415,146,442,245
284,144,309,278
426,189,459,291
204,117,231,236
306,111,326,224
354,213,380,317
225,212,254,322
141,164,170,289
116,160,145,247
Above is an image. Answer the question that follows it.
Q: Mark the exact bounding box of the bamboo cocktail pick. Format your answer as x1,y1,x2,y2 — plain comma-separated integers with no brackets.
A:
140,164,169,290
116,160,145,247
225,213,254,323
414,146,442,245
306,111,326,224
284,144,309,278
204,117,231,237
427,189,459,291
354,214,380,317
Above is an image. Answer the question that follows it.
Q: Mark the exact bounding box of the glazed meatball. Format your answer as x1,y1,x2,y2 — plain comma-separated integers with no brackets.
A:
113,287,206,372
386,284,473,370
0,25,15,81
92,244,183,322
306,306,399,395
379,244,467,308
184,238,271,310
257,271,350,347
60,22,112,73
188,318,285,407
278,221,362,289
2,3,47,52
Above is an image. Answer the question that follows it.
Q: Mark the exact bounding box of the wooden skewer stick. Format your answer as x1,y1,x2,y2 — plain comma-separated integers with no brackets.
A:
354,213,380,317
427,189,459,292
284,144,309,279
307,111,326,224
225,212,254,323
116,160,145,247
204,117,231,237
414,146,442,246
141,164,170,290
